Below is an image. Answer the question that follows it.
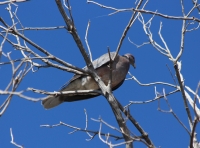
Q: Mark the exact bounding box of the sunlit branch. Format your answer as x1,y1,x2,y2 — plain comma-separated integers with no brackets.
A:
40,121,123,140
10,128,24,148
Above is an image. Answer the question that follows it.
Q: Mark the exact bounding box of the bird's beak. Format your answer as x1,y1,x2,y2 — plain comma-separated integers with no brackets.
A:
131,63,136,69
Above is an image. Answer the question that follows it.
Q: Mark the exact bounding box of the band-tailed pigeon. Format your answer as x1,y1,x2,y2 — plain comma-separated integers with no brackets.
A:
42,52,135,109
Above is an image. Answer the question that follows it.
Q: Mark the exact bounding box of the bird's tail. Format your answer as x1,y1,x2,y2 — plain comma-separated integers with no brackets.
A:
42,95,63,109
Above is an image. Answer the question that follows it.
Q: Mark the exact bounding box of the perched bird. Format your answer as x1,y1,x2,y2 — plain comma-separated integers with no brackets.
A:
42,52,136,109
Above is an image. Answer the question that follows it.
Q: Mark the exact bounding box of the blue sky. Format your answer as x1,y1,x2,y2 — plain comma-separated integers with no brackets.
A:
0,0,200,148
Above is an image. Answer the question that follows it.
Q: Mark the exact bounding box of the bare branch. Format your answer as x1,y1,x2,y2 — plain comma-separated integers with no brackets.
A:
190,82,200,148
128,37,150,48
175,20,186,62
166,64,178,86
1,26,66,33
84,109,94,140
127,72,177,88
0,53,31,116
186,86,200,104
40,121,123,140
92,117,150,147
174,63,193,125
87,0,120,11
10,128,24,148
186,22,200,32
138,13,170,57
190,118,199,148
116,100,155,148
0,0,28,5
0,17,87,75
180,0,185,16
114,0,144,60
184,91,200,119
27,87,101,96
125,89,179,106
85,20,92,61
156,89,190,135
87,1,200,23
158,22,174,60
191,0,200,12
0,90,44,102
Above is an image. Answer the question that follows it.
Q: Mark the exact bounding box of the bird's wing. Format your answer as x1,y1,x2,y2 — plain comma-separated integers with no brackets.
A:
60,52,116,91
60,74,81,91
83,52,116,70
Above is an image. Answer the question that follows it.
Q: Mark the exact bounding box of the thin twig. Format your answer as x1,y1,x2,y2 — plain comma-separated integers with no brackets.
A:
87,1,200,23
124,89,179,107
166,64,178,86
0,0,28,5
85,20,92,61
157,89,190,134
10,128,24,148
127,72,177,88
40,121,123,140
113,0,144,60
28,87,101,95
117,100,154,148
84,109,94,140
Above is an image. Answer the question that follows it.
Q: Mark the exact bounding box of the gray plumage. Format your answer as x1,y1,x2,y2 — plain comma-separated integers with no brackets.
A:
42,52,136,109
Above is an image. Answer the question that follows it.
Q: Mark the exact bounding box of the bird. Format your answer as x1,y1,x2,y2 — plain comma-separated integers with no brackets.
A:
42,52,136,109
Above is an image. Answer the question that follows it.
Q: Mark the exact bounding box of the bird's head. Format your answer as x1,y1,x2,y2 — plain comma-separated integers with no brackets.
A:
124,53,136,69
